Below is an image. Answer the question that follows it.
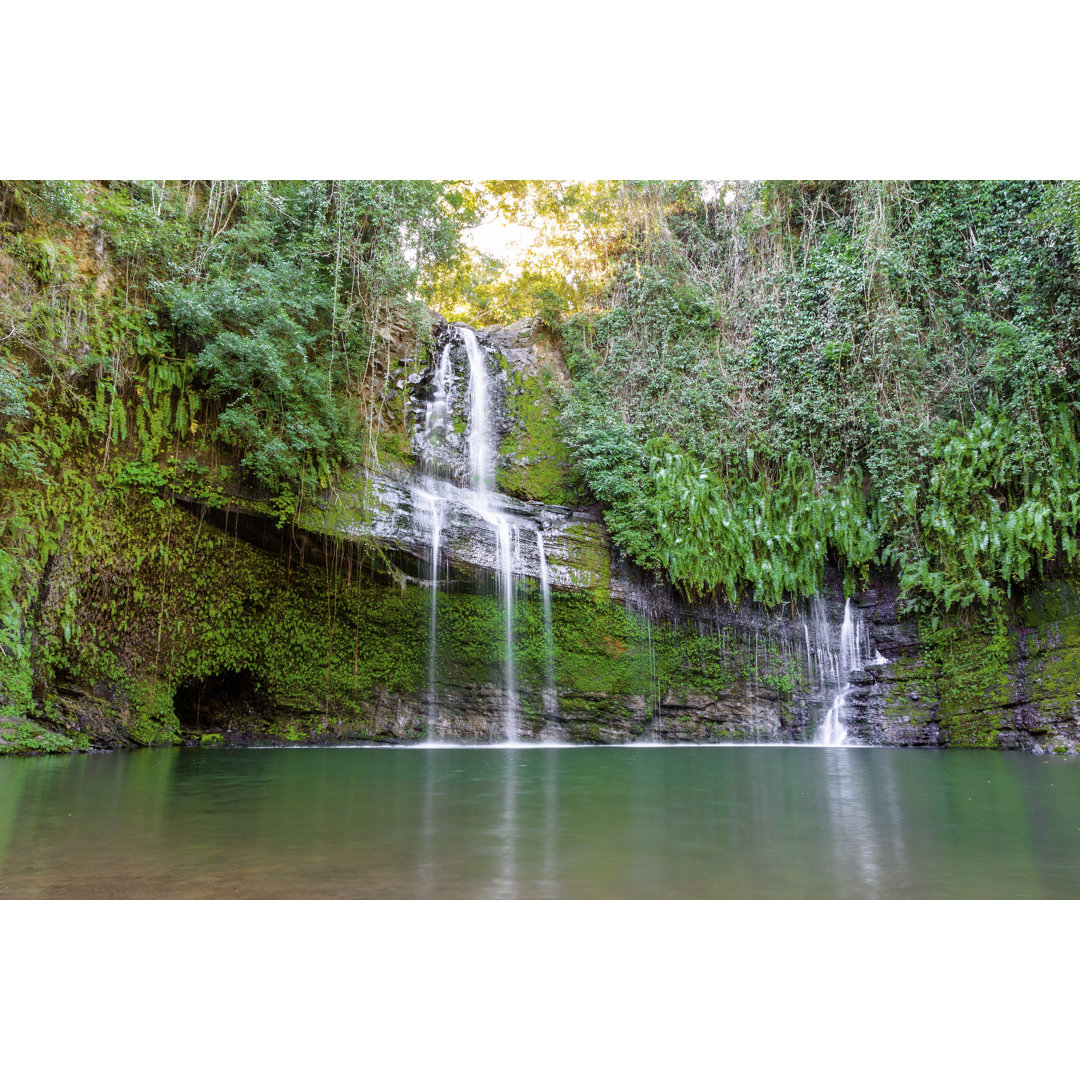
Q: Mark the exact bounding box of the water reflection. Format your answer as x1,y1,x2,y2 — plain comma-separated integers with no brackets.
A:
492,748,520,898
418,748,437,897
1,746,1078,899
820,750,884,896
540,748,559,898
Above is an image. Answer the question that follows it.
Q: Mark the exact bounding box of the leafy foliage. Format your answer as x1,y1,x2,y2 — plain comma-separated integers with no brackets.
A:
0,179,473,720
428,180,621,326
160,181,473,492
649,450,875,604
557,180,1080,610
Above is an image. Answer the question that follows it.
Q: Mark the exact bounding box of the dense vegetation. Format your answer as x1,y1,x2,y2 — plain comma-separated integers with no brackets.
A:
550,181,1080,613
0,180,475,714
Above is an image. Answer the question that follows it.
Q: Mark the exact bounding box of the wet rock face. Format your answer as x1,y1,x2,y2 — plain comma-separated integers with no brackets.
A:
407,320,535,487
348,469,608,594
836,578,1080,751
166,678,795,747
48,685,138,750
209,463,1080,750
652,686,791,742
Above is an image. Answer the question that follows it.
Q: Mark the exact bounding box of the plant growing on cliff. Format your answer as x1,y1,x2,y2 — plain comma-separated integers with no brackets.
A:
159,181,476,493
555,180,1080,611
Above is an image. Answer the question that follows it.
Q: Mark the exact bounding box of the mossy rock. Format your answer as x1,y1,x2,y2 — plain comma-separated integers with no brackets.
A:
0,718,80,754
497,366,579,506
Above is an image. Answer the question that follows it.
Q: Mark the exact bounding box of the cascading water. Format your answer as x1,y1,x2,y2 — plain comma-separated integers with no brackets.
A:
809,597,883,746
536,532,557,729
414,324,563,743
425,497,443,742
495,519,519,741
462,327,492,495
424,342,454,452
461,327,520,741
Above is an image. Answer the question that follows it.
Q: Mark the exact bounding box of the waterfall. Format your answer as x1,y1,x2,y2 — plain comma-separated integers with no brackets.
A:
814,597,864,746
462,327,492,495
495,519,519,741
647,614,662,741
537,532,557,730
424,342,454,452
426,499,443,743
460,326,519,742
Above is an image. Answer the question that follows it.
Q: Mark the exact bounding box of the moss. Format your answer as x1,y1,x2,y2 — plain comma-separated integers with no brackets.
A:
0,718,78,754
547,521,611,604
1016,579,1080,630
123,676,181,746
917,610,1015,747
497,366,579,505
549,593,651,698
923,580,1080,746
374,428,415,469
562,719,608,743
123,715,182,747
1013,580,1080,726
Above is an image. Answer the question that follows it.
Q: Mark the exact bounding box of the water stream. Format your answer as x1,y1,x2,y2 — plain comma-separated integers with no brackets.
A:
416,326,530,742
815,598,858,745
808,597,888,745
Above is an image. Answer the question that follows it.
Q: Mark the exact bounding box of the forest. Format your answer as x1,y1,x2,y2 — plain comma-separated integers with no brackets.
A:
4,179,1080,634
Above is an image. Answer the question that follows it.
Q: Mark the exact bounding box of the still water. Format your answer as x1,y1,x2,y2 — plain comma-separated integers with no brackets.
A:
1,746,1078,898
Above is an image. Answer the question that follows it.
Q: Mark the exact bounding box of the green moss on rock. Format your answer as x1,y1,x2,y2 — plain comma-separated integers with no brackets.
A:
497,366,579,506
0,718,82,754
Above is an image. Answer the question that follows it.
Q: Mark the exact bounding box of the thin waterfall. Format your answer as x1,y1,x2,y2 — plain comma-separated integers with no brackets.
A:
462,327,492,495
537,532,557,729
645,614,662,742
424,342,454,451
815,597,865,746
461,325,519,741
426,499,443,743
496,519,518,741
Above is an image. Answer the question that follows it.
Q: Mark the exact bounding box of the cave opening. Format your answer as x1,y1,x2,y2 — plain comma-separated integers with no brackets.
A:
173,670,267,732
